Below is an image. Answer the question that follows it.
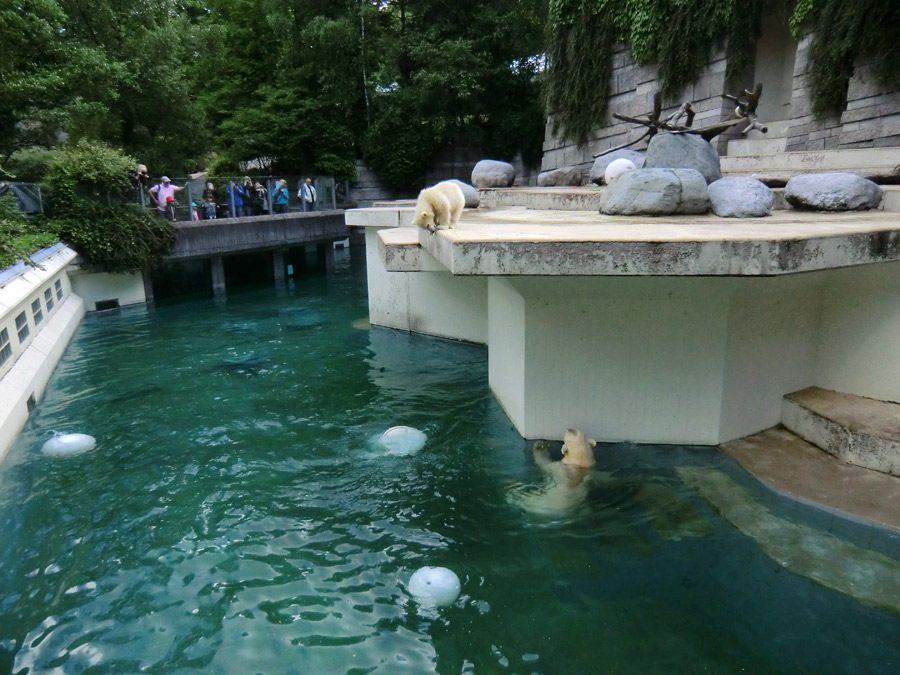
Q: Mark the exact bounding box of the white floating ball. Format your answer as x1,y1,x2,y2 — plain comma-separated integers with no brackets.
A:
408,566,461,607
604,158,636,184
378,426,426,456
41,433,96,457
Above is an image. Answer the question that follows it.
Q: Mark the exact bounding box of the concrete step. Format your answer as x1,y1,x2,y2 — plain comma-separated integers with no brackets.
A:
721,147,900,186
744,119,792,139
726,136,787,157
782,387,900,477
720,426,900,532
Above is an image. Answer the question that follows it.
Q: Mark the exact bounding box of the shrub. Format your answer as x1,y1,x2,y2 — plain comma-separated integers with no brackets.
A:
0,194,57,270
42,140,176,273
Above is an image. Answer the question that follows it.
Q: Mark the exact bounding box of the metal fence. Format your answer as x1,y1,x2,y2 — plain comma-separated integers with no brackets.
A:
135,175,345,222
0,182,44,215
2,175,350,223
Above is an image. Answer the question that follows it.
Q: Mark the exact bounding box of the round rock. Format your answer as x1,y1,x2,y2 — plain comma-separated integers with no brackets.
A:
644,133,721,184
537,166,583,187
471,159,516,189
784,172,883,211
447,179,480,208
599,168,710,216
708,177,775,217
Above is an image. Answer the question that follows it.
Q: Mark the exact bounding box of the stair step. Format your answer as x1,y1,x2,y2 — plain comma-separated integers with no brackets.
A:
720,426,900,531
727,136,787,157
721,148,900,186
782,387,900,476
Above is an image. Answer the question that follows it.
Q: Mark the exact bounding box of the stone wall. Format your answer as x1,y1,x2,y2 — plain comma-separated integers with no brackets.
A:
786,37,900,151
541,44,735,178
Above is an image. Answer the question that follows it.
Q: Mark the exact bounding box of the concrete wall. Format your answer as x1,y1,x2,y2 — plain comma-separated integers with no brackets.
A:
816,262,900,403
364,228,487,344
68,269,146,311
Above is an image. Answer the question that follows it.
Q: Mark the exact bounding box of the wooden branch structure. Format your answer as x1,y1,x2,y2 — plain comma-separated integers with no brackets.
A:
593,84,768,159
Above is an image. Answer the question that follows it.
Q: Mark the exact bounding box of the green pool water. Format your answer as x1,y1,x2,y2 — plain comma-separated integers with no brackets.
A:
2,251,900,674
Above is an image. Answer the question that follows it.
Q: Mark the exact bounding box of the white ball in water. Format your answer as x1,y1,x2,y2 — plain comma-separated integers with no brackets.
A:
41,433,96,456
604,158,637,184
408,566,461,607
379,426,426,456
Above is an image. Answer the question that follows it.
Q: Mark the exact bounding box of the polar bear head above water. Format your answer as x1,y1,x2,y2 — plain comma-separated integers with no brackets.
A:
561,428,597,468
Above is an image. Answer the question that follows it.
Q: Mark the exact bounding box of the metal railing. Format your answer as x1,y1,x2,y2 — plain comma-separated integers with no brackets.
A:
136,175,345,222
0,182,44,215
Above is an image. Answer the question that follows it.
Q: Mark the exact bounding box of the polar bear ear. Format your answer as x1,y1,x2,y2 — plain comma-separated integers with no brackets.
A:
588,437,596,447
421,210,430,220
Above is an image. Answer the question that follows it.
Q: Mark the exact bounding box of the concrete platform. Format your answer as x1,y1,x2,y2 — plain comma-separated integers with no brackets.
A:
379,208,900,276
782,387,900,476
720,147,900,186
721,426,900,532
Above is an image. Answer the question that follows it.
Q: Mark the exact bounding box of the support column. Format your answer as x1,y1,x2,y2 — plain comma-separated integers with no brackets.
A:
272,248,286,293
211,256,226,297
317,242,335,272
142,268,155,303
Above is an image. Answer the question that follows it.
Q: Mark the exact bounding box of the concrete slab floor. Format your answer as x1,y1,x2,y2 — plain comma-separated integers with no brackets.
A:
720,426,900,532
786,386,900,440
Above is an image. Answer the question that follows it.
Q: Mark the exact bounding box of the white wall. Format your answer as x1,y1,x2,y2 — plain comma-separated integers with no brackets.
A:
68,269,146,311
365,228,487,344
488,278,526,429
718,274,821,442
816,261,900,404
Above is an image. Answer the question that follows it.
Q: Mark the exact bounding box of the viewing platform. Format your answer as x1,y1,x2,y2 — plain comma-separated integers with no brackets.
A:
347,186,900,449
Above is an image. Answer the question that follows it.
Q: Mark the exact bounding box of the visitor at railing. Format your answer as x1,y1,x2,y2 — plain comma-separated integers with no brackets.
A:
148,176,184,221
128,164,151,205
273,179,290,214
253,181,269,215
226,180,245,218
202,183,218,219
299,177,317,212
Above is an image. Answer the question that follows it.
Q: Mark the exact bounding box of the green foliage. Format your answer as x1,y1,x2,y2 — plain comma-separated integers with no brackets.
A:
363,91,436,193
0,195,58,270
798,0,900,115
42,140,176,273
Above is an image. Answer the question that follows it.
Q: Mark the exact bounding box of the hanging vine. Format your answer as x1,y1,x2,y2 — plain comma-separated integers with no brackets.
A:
545,0,900,144
798,0,900,115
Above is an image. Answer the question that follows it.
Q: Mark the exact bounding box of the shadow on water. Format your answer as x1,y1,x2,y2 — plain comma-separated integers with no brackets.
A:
0,249,899,674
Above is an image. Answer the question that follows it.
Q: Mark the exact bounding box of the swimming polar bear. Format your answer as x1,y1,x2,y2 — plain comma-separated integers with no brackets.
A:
414,180,465,233
506,429,598,517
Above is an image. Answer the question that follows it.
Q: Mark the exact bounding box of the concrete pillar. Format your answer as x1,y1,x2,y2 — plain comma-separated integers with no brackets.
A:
272,248,286,294
142,268,155,303
211,256,226,297
317,242,334,272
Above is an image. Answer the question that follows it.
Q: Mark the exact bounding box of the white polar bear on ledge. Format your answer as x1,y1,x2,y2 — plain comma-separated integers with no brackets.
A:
506,429,598,517
413,180,465,233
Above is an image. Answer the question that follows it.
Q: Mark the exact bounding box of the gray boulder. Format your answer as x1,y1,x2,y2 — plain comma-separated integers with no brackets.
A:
644,133,721,184
538,166,583,187
590,149,645,185
784,172,883,211
448,179,480,208
471,159,516,188
599,168,710,216
708,177,775,218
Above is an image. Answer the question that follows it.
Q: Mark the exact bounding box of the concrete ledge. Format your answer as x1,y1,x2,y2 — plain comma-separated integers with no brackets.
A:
479,187,603,211
0,294,85,462
167,210,349,260
376,228,446,273
410,208,900,276
782,387,900,476
345,207,415,228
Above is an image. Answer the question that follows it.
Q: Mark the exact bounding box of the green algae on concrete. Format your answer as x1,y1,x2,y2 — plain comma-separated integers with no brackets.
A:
678,466,900,614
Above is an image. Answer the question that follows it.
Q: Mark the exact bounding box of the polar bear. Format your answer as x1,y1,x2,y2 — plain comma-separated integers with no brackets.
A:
506,429,598,517
413,180,465,233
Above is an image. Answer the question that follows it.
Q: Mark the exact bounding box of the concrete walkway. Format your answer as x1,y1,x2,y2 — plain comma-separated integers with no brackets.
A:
720,426,900,532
